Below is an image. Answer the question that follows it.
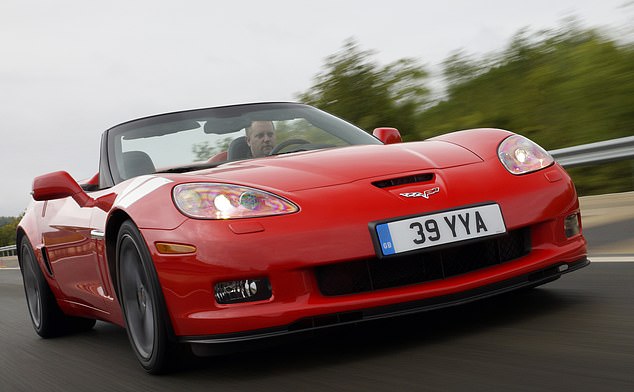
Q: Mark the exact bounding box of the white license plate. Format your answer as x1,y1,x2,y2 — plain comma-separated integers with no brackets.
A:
375,204,506,256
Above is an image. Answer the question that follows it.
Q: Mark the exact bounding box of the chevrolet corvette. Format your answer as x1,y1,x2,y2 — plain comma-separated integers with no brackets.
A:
17,102,588,373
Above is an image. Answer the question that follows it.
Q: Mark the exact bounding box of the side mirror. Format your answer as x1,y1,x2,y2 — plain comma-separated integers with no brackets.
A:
32,171,115,211
32,171,85,201
373,127,402,144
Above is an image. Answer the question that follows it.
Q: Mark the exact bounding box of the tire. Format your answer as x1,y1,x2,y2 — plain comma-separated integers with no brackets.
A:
20,237,96,338
116,220,176,374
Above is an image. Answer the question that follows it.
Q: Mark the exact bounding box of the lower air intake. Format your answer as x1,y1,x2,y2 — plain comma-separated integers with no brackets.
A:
315,227,530,296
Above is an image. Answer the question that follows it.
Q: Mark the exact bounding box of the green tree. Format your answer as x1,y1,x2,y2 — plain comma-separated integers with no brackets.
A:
192,142,216,161
192,137,233,161
0,217,13,227
298,38,430,139
0,216,21,247
420,24,634,147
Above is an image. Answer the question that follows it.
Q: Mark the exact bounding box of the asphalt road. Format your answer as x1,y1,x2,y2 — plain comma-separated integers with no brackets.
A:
1,199,632,391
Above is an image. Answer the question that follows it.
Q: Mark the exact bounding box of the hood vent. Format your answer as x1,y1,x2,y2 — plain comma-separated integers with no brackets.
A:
372,173,434,189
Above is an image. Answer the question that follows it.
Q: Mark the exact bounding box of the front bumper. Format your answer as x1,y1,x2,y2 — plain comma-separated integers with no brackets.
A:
181,257,589,354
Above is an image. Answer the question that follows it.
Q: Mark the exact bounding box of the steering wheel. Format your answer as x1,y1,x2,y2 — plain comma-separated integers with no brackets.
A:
269,139,311,155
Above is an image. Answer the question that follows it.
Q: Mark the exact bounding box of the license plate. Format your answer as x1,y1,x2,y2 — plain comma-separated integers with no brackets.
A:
374,204,506,256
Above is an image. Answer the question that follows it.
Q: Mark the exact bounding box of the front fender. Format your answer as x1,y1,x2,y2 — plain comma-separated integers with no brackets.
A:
427,128,515,161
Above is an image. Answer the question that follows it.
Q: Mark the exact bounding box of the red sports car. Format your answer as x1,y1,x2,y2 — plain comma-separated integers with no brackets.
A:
17,102,588,373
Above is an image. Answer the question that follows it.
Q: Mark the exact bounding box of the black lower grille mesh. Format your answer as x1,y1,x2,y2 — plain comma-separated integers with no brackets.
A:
316,228,531,296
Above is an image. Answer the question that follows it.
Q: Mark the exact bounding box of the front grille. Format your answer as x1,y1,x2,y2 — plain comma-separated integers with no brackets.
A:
315,228,531,296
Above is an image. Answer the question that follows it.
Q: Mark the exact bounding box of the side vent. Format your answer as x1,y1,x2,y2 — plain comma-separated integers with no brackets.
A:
372,173,434,189
41,247,54,276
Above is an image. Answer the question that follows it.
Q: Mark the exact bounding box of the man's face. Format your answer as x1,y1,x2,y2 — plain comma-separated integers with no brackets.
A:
246,121,276,157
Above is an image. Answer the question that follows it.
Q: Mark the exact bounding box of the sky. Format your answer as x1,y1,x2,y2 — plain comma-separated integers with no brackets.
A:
0,0,631,216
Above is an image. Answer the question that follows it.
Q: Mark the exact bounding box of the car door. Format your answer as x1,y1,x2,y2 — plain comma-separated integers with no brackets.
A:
40,197,108,313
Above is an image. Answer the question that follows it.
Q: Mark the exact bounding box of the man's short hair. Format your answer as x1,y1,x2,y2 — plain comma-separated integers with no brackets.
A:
246,120,275,137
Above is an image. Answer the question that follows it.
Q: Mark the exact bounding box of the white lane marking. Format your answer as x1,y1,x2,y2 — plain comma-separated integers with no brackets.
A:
589,256,634,263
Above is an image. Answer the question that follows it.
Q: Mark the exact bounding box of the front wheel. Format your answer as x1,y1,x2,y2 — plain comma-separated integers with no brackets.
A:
117,220,176,374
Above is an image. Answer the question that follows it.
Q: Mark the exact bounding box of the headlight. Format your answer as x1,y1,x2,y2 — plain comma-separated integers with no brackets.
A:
173,183,298,219
498,134,554,175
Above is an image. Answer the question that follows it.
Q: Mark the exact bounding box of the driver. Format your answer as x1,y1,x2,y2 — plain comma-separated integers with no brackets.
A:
246,120,276,157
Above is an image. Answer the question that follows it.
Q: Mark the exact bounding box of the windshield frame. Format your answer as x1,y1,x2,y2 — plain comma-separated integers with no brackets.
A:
101,102,382,187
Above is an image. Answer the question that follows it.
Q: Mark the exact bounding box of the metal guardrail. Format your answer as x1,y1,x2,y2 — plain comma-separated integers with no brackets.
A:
0,135,631,255
550,136,634,168
0,245,17,257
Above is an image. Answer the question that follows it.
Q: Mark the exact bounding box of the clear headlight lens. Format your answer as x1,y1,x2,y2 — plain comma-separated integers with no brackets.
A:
498,134,554,175
173,183,298,219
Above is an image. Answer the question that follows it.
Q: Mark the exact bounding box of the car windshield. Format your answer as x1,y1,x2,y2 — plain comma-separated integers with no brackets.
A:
105,103,382,184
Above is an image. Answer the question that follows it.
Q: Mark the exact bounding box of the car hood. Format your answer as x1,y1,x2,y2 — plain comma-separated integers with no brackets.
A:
191,141,482,192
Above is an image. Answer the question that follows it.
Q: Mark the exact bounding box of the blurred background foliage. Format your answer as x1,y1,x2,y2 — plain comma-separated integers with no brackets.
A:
0,216,21,246
299,23,634,196
298,38,430,136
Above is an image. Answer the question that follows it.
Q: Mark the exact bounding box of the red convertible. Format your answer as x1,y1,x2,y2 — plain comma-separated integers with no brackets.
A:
17,102,588,373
